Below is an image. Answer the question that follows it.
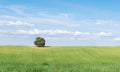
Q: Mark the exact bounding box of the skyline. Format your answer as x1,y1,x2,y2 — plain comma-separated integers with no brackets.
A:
0,0,120,46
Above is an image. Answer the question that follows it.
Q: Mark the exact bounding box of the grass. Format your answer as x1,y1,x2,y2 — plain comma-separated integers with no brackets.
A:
0,46,120,72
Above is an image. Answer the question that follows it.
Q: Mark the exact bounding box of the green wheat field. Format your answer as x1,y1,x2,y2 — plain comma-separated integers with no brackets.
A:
0,46,120,72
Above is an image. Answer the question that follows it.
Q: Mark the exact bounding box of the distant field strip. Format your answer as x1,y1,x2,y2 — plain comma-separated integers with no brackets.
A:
0,46,120,72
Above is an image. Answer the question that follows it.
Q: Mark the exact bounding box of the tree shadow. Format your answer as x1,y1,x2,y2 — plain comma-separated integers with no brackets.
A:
44,46,51,47
36,46,51,48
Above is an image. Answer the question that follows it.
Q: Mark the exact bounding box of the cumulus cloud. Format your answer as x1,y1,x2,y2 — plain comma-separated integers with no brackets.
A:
113,38,120,41
95,20,120,25
6,5,26,14
96,20,110,25
17,29,92,36
0,20,34,27
97,32,113,36
46,37,59,40
74,31,90,36
58,13,70,18
17,29,71,35
17,29,114,40
69,24,79,28
17,29,39,35
0,28,116,41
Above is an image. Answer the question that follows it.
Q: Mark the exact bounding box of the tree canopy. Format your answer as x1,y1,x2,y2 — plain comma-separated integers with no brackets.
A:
34,37,45,47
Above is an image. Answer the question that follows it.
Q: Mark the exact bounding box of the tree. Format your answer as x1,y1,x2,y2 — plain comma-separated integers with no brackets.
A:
34,37,46,47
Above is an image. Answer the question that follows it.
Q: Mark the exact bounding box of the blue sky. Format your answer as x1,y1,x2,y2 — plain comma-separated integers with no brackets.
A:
0,0,120,46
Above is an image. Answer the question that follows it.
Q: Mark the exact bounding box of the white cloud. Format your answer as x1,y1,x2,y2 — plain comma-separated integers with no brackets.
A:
17,29,39,35
74,31,90,36
6,5,26,14
96,20,110,25
24,13,80,28
95,20,120,25
69,24,79,28
0,20,34,27
113,38,120,41
46,37,59,40
17,29,92,36
97,32,113,36
17,29,71,35
0,30,9,33
0,29,117,41
17,29,114,40
70,37,90,40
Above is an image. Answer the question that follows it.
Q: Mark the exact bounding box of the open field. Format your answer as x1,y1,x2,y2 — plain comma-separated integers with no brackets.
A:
0,46,120,72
